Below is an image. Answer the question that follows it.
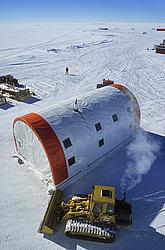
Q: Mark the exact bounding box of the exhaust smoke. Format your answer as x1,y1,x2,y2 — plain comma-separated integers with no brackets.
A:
121,129,160,191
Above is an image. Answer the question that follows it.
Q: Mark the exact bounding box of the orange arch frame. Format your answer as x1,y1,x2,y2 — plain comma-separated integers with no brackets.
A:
13,113,68,185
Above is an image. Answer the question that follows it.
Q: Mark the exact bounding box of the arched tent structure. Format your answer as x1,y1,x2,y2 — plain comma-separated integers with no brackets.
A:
13,84,140,189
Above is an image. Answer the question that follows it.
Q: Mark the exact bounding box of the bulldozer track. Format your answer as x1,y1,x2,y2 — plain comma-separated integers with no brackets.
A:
65,219,116,243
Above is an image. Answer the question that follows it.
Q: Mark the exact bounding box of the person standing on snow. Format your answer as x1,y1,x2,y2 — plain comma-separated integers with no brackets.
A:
65,67,69,75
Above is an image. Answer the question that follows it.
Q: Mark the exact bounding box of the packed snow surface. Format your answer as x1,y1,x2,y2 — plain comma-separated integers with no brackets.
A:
0,23,165,250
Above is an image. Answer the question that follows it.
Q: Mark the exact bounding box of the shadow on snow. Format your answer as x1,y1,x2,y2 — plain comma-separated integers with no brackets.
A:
0,102,15,110
23,96,41,104
44,131,165,250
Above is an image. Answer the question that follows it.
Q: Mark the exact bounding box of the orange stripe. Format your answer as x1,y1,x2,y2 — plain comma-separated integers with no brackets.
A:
111,84,140,127
13,113,68,185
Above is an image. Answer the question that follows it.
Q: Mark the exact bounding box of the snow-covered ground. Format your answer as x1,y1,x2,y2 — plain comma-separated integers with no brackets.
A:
0,23,165,249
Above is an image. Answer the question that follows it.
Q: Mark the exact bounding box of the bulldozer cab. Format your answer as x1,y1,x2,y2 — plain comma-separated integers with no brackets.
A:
91,186,116,220
92,185,115,204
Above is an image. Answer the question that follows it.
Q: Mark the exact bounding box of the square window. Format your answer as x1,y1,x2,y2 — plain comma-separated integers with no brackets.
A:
63,138,72,149
68,156,75,166
127,107,131,113
95,122,102,132
102,190,112,198
112,114,118,122
99,138,104,147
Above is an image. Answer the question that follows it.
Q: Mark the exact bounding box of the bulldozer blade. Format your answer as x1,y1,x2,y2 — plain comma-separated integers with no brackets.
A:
38,188,64,235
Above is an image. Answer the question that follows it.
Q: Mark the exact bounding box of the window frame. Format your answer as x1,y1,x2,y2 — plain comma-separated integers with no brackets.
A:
95,122,102,132
101,189,112,198
68,156,76,167
112,114,118,123
99,138,104,147
63,137,72,149
127,107,132,113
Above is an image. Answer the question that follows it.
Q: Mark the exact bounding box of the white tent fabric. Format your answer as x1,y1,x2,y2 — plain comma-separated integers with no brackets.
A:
13,85,140,189
14,121,51,182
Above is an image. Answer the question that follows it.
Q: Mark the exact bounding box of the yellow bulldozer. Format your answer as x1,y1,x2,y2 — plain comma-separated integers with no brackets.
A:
38,185,132,243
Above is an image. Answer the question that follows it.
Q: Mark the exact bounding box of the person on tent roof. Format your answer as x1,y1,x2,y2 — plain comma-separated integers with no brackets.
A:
73,99,81,113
